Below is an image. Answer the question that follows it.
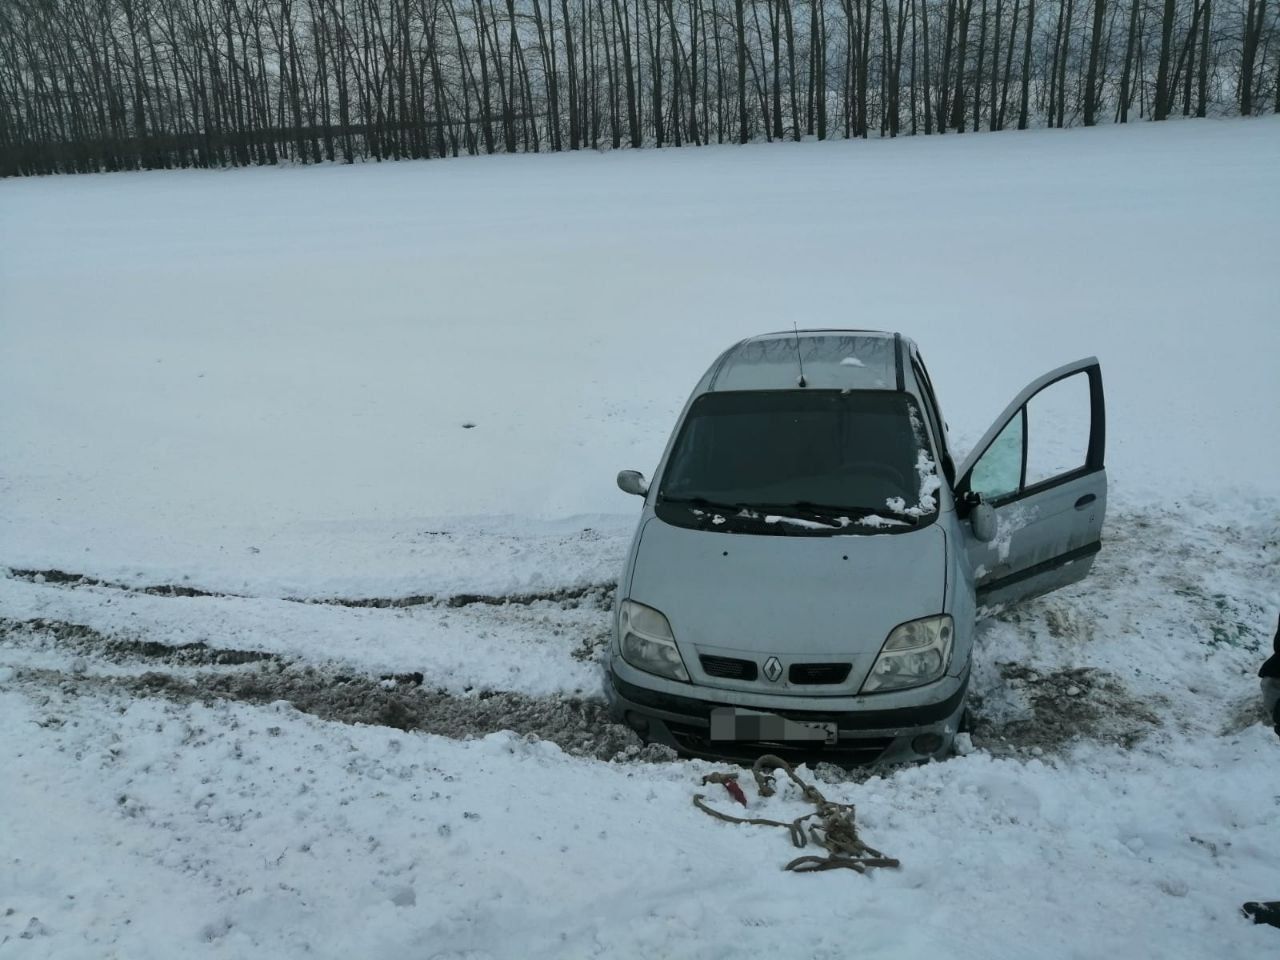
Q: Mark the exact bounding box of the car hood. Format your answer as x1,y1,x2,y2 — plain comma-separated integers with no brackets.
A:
627,518,948,696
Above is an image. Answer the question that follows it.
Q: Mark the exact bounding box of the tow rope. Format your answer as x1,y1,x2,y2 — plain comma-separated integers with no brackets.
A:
693,754,900,874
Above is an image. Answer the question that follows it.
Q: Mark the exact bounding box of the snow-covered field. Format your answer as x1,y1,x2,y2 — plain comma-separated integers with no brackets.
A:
2,117,1279,958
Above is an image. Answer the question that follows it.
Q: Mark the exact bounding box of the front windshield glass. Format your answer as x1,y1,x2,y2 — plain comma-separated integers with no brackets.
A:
657,390,938,533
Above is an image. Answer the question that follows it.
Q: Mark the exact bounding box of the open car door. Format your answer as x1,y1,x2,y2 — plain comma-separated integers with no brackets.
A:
956,358,1107,609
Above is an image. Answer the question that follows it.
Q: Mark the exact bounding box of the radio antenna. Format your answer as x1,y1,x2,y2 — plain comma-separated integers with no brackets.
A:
792,323,807,388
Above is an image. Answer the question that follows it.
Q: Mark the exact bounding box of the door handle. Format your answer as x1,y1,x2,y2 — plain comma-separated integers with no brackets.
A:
1074,494,1097,509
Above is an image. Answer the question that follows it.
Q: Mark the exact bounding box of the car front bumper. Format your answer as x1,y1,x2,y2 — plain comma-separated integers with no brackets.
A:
605,665,968,767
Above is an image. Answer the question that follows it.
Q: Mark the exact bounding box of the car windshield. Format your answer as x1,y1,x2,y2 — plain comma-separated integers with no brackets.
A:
657,390,937,532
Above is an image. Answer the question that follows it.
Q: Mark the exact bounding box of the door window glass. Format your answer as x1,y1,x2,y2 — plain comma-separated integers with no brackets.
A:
1024,371,1091,487
969,412,1023,501
911,361,945,456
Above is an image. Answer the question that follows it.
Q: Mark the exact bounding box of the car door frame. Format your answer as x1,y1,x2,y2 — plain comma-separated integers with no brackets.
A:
954,357,1107,608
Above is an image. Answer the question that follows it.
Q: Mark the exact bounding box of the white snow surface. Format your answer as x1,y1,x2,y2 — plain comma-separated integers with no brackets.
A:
2,118,1278,593
2,687,1277,960
2,118,1279,958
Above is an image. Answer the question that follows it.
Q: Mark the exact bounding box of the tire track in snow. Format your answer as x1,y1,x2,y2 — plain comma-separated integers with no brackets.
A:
0,617,673,763
5,507,1274,761
3,615,1166,766
5,567,616,611
1,616,285,666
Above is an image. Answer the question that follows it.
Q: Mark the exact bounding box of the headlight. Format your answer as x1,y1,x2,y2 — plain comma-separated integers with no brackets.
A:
861,615,953,693
619,600,689,682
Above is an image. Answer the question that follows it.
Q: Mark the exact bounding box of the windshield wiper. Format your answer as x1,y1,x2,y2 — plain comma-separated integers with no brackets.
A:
840,505,922,526
659,496,755,516
660,497,922,530
748,501,848,527
659,497,831,535
754,502,921,527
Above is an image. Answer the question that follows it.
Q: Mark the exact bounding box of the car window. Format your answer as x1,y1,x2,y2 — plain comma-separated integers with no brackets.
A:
910,361,939,437
1024,371,1091,486
913,356,947,444
969,411,1023,500
911,359,947,462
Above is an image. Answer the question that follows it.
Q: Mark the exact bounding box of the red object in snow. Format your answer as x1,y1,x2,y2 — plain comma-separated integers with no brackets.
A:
724,780,748,806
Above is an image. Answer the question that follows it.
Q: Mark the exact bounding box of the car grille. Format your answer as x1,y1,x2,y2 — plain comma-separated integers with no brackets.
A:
789,662,852,685
700,655,758,681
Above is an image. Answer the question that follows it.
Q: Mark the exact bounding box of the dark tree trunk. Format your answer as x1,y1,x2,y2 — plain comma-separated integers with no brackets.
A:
989,0,1003,130
859,0,873,136
972,0,987,131
644,0,664,145
1196,0,1209,117
783,0,800,139
668,0,682,145
922,0,934,132
1153,0,1176,119
562,0,580,146
1084,0,1105,124
769,0,783,139
997,0,1021,127
1240,0,1267,116
1017,0,1033,128
939,0,957,131
1055,0,1074,126
948,0,972,131
910,0,919,133
1117,0,1139,120
714,0,727,141
816,0,828,137
532,0,562,149
890,0,907,135
735,0,748,141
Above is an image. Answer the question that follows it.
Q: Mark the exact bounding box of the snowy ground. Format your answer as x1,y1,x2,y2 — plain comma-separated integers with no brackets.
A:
2,117,1279,958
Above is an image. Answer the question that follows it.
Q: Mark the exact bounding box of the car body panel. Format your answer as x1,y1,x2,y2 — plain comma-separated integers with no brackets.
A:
966,473,1107,608
628,520,947,696
956,358,1108,609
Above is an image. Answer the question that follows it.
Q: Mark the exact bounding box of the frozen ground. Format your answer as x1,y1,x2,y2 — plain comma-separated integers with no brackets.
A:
2,117,1279,958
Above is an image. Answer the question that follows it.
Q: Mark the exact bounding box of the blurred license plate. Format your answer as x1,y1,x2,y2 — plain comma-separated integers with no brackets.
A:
710,708,837,744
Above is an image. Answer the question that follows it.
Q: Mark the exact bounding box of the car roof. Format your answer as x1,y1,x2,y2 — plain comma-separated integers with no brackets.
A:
704,329,911,393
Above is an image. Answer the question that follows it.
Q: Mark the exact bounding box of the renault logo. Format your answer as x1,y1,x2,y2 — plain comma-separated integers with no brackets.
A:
763,657,783,682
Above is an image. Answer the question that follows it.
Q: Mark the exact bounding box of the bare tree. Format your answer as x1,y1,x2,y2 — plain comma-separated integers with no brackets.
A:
1153,0,1175,118
1017,0,1034,127
1240,0,1268,114
1083,0,1104,123
2,0,1276,175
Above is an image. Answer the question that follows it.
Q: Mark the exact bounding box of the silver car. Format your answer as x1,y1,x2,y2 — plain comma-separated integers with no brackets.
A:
606,330,1106,765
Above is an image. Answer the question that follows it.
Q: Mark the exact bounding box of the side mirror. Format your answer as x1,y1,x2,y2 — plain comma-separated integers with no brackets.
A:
616,470,649,497
970,499,997,543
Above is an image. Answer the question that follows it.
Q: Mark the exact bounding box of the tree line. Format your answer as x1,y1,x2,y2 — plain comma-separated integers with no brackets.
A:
1,0,1276,175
